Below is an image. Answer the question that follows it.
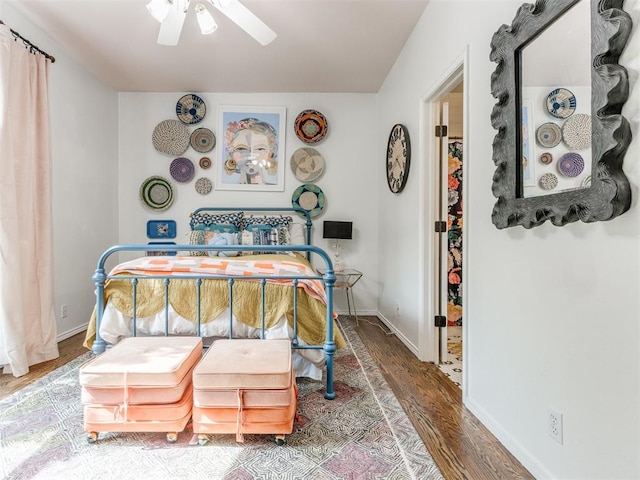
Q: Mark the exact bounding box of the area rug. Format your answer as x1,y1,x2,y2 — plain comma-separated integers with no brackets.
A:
0,318,443,480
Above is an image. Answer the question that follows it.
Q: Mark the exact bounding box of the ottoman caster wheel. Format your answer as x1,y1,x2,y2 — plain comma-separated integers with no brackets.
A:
166,432,178,443
197,434,209,446
275,435,285,446
87,432,98,444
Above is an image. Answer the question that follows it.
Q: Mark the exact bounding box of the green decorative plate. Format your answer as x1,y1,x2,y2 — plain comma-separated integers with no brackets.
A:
140,176,174,211
292,183,325,217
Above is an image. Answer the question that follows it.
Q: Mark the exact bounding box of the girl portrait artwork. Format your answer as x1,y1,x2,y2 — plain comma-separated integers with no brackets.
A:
216,107,286,191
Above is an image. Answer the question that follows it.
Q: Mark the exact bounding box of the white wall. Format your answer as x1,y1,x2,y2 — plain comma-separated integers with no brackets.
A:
378,0,640,479
118,92,379,314
1,3,119,340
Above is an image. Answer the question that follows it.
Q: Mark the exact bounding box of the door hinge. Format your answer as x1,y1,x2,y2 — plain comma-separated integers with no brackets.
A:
435,125,448,138
434,221,447,233
434,316,447,328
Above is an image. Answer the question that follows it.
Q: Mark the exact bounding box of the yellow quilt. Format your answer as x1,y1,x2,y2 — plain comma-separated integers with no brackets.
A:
84,253,345,350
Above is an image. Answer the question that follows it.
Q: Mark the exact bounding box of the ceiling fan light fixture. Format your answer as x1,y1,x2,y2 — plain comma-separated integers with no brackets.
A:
146,0,172,23
208,0,277,46
195,4,217,35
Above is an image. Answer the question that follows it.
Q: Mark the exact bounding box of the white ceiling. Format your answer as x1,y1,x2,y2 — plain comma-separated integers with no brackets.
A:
6,0,430,93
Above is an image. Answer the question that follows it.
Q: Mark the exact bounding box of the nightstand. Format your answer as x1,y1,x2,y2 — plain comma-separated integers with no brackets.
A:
317,268,362,323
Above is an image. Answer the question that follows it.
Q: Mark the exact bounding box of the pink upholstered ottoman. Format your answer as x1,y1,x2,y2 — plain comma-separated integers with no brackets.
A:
192,338,297,445
79,336,203,443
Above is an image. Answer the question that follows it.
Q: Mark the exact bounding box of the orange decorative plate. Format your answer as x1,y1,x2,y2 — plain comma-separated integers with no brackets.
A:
294,109,328,144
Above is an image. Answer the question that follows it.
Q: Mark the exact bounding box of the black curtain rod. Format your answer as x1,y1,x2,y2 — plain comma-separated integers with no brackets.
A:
0,20,55,63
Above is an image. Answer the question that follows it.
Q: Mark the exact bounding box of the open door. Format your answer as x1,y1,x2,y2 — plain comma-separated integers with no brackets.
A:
435,101,450,364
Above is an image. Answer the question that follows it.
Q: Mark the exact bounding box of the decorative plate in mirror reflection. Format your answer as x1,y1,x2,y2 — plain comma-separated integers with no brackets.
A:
536,122,562,148
539,173,558,190
558,152,584,178
539,152,553,165
546,88,576,119
562,113,591,150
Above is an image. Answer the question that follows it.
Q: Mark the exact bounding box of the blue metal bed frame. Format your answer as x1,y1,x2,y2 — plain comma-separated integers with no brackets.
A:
91,208,338,399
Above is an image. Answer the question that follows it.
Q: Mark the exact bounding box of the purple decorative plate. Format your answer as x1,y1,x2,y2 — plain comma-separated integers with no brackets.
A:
557,152,584,178
170,157,195,183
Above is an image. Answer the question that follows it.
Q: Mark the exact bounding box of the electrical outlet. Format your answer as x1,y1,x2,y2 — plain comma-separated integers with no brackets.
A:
60,304,68,319
548,409,563,444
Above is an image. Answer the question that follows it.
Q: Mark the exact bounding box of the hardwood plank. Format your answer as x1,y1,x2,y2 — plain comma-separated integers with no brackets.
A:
353,316,534,480
0,332,87,400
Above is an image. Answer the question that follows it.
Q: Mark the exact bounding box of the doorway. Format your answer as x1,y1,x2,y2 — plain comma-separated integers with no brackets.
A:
420,52,467,390
437,82,464,387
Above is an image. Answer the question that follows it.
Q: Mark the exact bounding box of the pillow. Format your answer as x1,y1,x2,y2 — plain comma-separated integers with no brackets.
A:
239,226,290,255
242,215,292,231
187,230,239,256
190,211,243,230
193,223,239,234
289,223,306,245
207,232,239,257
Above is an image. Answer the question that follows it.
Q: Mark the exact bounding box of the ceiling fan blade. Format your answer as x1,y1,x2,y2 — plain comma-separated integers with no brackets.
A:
209,0,277,46
157,4,188,46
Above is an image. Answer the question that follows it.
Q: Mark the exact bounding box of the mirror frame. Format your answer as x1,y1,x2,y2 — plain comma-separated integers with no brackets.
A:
489,0,632,229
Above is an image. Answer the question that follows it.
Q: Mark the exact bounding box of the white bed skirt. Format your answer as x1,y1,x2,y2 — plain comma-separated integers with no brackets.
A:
99,303,325,380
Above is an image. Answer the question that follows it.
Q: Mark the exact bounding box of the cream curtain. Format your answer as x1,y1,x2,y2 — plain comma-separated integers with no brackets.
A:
0,24,59,377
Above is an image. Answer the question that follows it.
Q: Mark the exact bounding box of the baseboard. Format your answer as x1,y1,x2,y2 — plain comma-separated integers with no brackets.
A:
464,396,552,479
375,312,421,358
56,322,88,343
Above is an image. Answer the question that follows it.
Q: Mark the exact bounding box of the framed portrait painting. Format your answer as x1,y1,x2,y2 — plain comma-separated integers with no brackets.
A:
215,106,286,191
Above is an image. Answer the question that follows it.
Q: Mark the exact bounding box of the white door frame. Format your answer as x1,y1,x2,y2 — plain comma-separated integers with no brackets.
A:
418,46,469,392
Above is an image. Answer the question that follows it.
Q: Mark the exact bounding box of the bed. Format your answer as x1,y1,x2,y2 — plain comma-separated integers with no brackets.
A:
84,207,343,399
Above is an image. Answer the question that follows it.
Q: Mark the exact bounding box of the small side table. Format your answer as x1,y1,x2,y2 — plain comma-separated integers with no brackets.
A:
317,268,363,324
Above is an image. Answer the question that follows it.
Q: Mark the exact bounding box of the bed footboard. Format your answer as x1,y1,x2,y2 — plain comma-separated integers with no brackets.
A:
92,244,338,400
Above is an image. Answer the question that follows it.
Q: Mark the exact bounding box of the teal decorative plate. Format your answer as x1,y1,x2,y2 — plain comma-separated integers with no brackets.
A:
292,183,325,217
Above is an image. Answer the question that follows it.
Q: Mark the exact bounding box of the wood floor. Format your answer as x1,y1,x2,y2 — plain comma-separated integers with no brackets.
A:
0,318,533,479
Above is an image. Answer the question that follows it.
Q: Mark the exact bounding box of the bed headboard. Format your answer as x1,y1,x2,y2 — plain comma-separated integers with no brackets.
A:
190,206,314,258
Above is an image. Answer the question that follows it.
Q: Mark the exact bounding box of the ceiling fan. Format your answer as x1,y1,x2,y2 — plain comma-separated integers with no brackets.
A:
146,0,277,47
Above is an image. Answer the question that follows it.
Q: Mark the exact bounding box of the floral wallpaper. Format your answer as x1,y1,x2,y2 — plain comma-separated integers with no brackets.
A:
447,141,463,327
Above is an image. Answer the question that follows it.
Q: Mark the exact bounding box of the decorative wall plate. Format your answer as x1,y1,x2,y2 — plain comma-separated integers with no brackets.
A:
195,177,212,194
294,109,328,143
562,113,591,150
199,157,211,169
190,128,215,153
292,183,325,217
386,124,411,193
170,157,195,183
146,220,177,239
536,122,562,148
152,119,190,156
140,176,174,211
546,88,577,119
539,173,558,190
176,94,206,124
539,152,553,165
290,147,325,182
557,152,584,177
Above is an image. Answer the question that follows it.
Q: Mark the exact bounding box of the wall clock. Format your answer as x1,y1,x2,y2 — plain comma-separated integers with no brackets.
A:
386,124,411,193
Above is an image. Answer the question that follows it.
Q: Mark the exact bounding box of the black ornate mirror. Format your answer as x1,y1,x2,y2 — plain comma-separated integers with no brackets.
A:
490,0,632,229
